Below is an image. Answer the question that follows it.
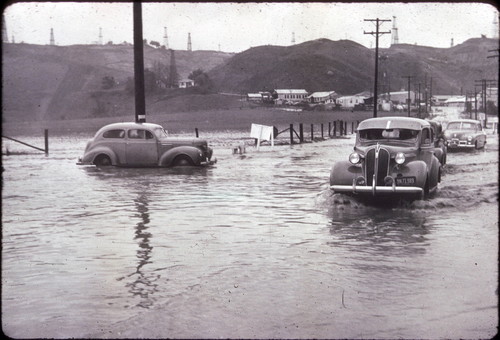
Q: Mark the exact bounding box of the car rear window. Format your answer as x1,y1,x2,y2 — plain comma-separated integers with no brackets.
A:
102,129,125,138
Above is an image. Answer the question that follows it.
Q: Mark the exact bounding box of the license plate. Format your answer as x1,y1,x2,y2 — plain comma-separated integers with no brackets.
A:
396,176,416,185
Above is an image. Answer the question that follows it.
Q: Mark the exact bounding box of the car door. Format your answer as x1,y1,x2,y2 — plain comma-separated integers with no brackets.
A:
126,129,158,166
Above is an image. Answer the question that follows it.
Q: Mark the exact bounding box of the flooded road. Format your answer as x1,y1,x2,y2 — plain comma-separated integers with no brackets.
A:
2,131,498,339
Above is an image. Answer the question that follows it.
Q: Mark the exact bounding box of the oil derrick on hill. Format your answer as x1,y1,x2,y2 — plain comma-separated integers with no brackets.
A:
2,14,8,43
163,27,169,49
391,16,399,45
50,28,55,45
168,49,179,88
187,32,192,51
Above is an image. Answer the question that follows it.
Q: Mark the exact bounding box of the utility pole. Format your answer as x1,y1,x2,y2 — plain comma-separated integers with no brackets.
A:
364,18,391,118
133,2,146,123
475,79,497,127
402,75,413,117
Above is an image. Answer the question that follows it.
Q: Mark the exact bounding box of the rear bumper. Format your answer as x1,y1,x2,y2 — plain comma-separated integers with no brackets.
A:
446,140,475,148
330,184,423,198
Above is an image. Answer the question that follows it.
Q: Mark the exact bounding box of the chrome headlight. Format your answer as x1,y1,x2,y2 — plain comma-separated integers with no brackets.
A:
395,152,406,165
467,135,473,141
349,152,361,164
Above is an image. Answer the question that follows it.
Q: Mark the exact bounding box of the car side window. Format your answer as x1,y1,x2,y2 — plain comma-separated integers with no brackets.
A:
145,131,155,139
103,129,125,138
128,129,145,139
421,128,431,145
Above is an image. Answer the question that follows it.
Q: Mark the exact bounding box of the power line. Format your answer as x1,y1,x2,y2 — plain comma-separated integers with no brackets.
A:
364,18,391,118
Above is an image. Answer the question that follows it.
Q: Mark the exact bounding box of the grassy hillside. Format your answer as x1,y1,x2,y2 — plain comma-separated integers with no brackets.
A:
208,37,498,96
2,43,234,122
2,37,497,124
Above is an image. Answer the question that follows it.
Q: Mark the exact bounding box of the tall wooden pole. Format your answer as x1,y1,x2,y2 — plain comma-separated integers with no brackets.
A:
134,2,146,123
364,18,391,118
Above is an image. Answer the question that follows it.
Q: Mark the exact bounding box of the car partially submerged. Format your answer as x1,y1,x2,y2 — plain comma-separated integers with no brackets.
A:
77,122,216,167
330,117,444,200
443,119,486,149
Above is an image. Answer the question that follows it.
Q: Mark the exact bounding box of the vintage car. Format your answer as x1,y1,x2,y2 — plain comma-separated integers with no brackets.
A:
330,117,443,200
443,119,487,149
77,122,215,167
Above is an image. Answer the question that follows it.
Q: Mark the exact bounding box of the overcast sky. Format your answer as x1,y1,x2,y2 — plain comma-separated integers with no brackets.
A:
2,2,499,52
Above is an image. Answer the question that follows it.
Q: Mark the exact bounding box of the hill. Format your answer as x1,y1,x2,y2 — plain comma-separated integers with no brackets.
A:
2,43,234,122
2,37,497,123
208,37,498,96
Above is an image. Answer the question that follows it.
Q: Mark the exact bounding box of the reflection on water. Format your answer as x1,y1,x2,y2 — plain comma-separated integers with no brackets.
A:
117,193,159,309
328,204,429,256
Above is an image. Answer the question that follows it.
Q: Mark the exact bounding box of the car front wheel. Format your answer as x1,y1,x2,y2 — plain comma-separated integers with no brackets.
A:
173,155,194,166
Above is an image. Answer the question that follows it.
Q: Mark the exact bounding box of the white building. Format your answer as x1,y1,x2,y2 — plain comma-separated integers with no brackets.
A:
179,79,194,88
336,95,367,108
273,89,309,103
308,91,337,104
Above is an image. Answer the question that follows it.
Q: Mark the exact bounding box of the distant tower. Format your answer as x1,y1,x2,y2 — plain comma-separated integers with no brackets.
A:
50,28,55,45
2,14,8,43
99,27,103,45
451,37,454,47
291,32,296,44
218,43,221,51
11,34,15,43
493,14,499,39
187,32,192,51
163,27,169,49
391,16,399,45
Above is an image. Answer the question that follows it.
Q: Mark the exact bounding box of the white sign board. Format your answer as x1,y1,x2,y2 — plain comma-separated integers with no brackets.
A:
250,123,274,149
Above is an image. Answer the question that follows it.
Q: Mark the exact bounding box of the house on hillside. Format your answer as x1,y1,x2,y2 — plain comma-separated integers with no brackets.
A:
273,89,308,104
336,94,367,108
308,91,338,104
179,79,194,88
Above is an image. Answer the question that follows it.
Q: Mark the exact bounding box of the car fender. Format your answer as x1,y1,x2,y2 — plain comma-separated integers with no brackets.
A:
330,161,362,186
85,147,119,165
394,160,428,189
159,146,203,166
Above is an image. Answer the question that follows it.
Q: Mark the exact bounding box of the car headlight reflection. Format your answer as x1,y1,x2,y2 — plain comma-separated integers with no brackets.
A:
349,152,361,164
395,152,406,165
467,135,473,141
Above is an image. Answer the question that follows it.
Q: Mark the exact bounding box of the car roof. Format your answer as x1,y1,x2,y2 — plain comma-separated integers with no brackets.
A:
358,117,430,130
96,122,163,133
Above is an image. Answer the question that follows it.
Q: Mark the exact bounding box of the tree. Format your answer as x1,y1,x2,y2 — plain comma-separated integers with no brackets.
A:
150,40,160,48
188,68,213,94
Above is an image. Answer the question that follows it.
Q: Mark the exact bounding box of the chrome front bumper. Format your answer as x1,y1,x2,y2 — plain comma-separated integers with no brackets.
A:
330,178,423,198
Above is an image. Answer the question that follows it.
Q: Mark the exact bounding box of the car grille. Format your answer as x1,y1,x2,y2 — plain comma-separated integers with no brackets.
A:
365,146,390,186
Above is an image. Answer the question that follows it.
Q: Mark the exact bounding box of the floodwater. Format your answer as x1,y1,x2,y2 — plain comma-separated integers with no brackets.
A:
2,130,498,339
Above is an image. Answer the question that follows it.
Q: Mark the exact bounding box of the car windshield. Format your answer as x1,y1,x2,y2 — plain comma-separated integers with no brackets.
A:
154,127,169,138
358,128,419,142
447,122,476,130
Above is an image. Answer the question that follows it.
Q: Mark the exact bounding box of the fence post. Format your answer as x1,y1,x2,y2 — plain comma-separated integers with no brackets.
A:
299,123,304,143
311,124,314,141
339,120,343,136
44,129,49,155
321,123,324,139
351,121,354,134
333,121,337,136
328,122,331,137
290,124,294,144
344,121,347,136
195,128,199,138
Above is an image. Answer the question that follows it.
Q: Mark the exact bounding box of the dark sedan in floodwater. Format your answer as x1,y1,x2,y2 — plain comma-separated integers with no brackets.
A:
77,122,216,167
330,117,443,200
443,119,487,149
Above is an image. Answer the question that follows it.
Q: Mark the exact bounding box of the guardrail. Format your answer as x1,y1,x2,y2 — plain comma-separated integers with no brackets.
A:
2,129,49,155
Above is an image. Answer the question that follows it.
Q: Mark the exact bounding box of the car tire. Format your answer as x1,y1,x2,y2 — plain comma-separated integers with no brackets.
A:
94,154,112,166
173,155,194,166
474,141,479,149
